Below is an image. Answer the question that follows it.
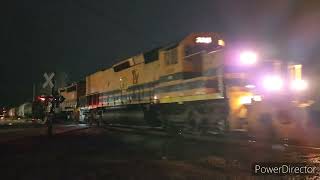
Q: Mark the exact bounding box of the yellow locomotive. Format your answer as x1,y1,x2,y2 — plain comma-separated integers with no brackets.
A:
58,83,78,120
63,32,314,143
80,32,229,129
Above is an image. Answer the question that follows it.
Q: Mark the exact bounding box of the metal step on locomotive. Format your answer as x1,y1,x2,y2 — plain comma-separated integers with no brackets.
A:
58,32,316,144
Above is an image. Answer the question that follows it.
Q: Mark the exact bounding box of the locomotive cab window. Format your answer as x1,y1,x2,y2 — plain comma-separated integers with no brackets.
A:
113,61,131,72
164,48,178,65
144,47,161,64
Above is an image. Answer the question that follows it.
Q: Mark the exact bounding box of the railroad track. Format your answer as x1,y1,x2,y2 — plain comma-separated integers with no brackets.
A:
103,124,320,153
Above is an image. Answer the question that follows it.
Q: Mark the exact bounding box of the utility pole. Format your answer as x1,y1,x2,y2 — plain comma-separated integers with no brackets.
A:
32,83,36,101
42,72,56,137
47,77,55,137
42,72,65,137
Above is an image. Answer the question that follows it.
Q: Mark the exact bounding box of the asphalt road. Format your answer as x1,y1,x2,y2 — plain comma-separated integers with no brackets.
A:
0,126,319,180
0,123,88,143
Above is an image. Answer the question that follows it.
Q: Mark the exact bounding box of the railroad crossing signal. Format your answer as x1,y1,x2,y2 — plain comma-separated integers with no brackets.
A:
42,72,55,89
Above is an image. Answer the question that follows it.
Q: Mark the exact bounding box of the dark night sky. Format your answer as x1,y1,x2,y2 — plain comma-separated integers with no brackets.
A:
1,0,320,107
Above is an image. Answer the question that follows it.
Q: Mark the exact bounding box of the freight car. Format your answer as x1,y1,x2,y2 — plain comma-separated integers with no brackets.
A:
17,103,33,118
72,32,314,143
7,103,32,119
8,107,17,118
6,100,45,120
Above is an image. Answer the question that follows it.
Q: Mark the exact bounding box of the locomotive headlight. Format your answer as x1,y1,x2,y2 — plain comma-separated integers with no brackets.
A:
239,95,262,105
291,79,308,91
262,75,283,91
239,51,257,65
253,95,262,101
239,96,252,105
218,39,225,46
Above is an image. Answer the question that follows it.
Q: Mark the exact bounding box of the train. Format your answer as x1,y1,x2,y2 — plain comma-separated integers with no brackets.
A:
55,32,317,144
7,103,32,119
58,82,84,121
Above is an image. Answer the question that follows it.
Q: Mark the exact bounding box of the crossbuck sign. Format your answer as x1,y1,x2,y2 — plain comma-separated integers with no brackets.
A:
42,72,55,89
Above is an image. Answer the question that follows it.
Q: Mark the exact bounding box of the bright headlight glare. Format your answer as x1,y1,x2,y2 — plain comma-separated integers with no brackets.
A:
253,95,262,101
262,75,283,91
239,96,252,105
291,79,308,91
239,51,257,65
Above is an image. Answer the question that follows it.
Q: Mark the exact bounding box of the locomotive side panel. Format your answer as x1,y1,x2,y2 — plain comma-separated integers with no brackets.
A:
60,84,77,112
155,33,225,104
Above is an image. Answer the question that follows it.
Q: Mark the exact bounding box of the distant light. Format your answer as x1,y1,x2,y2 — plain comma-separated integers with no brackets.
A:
39,97,46,101
218,39,225,46
291,79,308,91
245,84,256,89
263,75,283,91
240,51,257,65
153,95,158,100
195,37,212,44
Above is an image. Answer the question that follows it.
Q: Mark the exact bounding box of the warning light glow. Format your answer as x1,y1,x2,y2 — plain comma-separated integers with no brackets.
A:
291,79,308,91
38,97,46,101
